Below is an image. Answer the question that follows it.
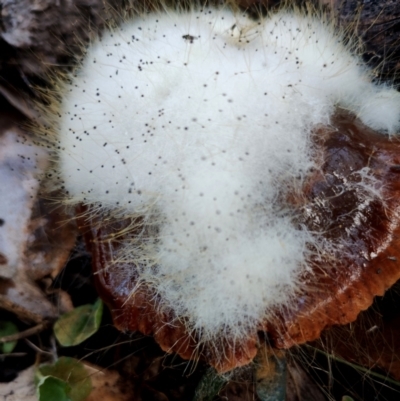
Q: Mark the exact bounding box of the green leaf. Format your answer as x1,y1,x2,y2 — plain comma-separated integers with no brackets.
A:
36,375,72,401
342,397,355,401
35,357,92,401
0,321,19,354
54,298,103,346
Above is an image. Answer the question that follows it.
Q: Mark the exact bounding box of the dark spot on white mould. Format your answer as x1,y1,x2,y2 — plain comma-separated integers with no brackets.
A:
182,34,197,43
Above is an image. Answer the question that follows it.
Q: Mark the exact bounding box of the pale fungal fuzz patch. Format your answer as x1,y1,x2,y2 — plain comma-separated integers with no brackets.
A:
51,7,400,343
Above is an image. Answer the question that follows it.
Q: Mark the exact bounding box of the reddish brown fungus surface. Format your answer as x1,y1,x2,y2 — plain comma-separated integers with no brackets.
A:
79,110,400,372
268,111,400,349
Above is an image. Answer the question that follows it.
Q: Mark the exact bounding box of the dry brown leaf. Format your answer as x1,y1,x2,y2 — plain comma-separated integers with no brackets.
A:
83,363,136,401
0,365,36,401
0,111,77,322
0,0,106,77
286,360,327,401
0,113,48,280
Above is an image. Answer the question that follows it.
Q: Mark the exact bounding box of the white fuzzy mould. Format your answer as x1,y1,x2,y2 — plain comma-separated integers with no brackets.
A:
55,8,400,341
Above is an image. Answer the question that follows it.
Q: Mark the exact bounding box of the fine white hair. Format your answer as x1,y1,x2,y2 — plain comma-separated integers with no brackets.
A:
52,7,400,343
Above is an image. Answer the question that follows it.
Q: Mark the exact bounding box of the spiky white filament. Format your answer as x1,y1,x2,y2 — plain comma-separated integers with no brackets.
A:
54,8,400,342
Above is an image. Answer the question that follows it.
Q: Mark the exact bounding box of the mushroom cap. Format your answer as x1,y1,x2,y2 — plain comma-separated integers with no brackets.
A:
79,110,400,372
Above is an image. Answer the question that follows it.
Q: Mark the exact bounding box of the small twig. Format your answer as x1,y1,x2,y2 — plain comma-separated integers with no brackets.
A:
0,322,49,343
0,295,50,324
49,335,58,363
0,352,27,358
24,338,54,356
